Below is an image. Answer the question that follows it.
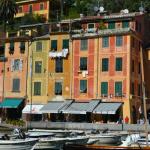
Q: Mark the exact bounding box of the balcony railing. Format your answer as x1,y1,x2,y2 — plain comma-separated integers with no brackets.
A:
71,28,131,38
49,48,69,58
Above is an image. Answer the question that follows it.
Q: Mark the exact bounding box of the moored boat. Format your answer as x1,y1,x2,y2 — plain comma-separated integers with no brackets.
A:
0,138,38,150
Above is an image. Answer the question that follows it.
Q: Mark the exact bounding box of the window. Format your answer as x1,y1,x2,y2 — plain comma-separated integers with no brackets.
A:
20,42,25,53
51,40,57,51
102,36,109,48
36,41,42,52
40,3,44,10
88,23,94,29
116,36,123,46
81,39,87,50
80,80,87,93
11,59,23,71
29,5,32,13
34,82,41,95
101,82,108,96
80,57,87,70
18,6,23,13
14,59,20,71
63,39,69,49
55,58,63,72
9,42,14,51
102,58,109,72
132,83,134,95
35,61,42,73
55,82,62,95
115,82,122,96
108,22,115,29
122,21,129,28
132,60,134,72
12,78,20,92
116,57,122,71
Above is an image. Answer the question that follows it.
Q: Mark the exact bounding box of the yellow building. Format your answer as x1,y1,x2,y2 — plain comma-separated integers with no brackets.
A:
48,21,72,101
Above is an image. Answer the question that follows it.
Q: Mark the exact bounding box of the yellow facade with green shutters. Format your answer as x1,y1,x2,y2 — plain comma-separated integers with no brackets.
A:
27,36,49,104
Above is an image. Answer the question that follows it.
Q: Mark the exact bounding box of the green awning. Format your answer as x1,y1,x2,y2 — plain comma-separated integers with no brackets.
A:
0,98,23,108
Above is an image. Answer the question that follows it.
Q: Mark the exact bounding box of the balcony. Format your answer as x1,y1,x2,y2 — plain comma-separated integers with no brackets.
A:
49,48,69,58
71,28,131,38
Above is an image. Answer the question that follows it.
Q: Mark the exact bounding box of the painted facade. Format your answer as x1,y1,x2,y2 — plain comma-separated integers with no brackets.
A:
71,12,149,123
27,36,49,104
16,0,50,21
48,22,71,101
4,37,29,99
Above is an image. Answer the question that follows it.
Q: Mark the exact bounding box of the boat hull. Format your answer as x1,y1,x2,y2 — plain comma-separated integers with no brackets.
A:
0,139,38,150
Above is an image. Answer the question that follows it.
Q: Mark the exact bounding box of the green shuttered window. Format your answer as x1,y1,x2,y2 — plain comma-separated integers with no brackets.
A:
116,36,123,46
12,78,20,92
51,40,57,51
55,82,62,95
34,82,41,95
115,82,122,96
102,37,109,48
108,22,115,29
116,57,122,71
80,57,87,70
80,80,87,93
122,21,129,28
63,39,69,49
55,58,63,72
36,41,42,52
35,61,42,73
102,58,109,72
101,82,108,96
81,39,87,50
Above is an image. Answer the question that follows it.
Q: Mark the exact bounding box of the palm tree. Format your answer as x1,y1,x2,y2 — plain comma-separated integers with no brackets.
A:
0,0,18,33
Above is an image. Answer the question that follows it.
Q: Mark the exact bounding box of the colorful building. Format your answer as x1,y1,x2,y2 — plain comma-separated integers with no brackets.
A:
16,0,50,21
71,11,150,123
48,21,71,101
1,36,30,119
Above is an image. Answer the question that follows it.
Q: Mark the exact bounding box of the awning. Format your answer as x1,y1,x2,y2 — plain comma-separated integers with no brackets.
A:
40,101,64,113
87,100,101,112
0,98,23,108
93,102,122,114
62,102,89,114
22,104,43,114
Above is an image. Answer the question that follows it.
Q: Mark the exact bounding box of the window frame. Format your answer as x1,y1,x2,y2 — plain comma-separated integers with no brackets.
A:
101,82,108,96
116,36,123,47
12,78,20,92
80,80,87,93
55,58,63,73
116,57,122,71
35,61,42,73
102,58,109,72
80,57,87,71
80,39,88,51
34,82,41,96
115,81,122,96
55,81,62,95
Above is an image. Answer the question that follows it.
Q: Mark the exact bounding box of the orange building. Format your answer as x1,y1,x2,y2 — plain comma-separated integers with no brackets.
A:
71,11,150,123
1,36,30,119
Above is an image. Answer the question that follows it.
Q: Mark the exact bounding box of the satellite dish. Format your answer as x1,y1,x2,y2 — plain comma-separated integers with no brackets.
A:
139,6,144,12
124,9,129,13
99,6,104,12
94,6,99,12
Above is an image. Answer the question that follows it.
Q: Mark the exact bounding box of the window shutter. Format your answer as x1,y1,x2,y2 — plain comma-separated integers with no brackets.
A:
19,59,23,71
101,82,108,95
115,82,122,96
51,40,57,51
11,59,14,71
63,39,69,49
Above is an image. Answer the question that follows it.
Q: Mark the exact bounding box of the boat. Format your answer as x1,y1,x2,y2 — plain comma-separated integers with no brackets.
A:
0,138,38,150
88,133,121,145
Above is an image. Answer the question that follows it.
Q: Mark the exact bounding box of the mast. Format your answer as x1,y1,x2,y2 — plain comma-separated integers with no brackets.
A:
140,44,148,146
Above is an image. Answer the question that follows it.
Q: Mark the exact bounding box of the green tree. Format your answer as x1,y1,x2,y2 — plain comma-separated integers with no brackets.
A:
0,0,18,33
